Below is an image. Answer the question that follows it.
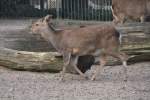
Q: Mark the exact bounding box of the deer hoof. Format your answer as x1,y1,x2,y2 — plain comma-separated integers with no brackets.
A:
81,75,89,80
90,76,96,81
59,77,65,82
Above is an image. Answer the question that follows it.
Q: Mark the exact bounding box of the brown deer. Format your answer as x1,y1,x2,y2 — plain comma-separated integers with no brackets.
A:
31,15,128,81
111,0,150,24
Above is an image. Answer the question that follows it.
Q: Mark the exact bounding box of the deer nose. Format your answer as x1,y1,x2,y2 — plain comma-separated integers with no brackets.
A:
29,30,33,34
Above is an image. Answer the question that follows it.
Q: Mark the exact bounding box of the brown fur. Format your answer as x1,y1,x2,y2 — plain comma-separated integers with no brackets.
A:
112,0,150,24
31,15,128,81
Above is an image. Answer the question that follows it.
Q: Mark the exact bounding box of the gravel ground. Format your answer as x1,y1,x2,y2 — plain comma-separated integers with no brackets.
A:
0,62,150,100
0,19,150,100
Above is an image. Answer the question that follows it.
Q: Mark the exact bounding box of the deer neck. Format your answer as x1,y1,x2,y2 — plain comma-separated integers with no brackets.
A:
41,25,61,51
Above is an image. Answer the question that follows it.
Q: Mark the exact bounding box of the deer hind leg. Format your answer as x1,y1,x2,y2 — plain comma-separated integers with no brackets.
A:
91,55,107,81
118,53,128,81
109,52,128,81
71,55,88,79
60,52,71,81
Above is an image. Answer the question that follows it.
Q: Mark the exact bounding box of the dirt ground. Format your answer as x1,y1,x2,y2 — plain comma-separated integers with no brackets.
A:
0,19,150,100
0,62,150,100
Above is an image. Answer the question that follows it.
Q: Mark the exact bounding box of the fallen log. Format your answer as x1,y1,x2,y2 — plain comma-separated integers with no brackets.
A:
0,48,95,73
0,46,150,73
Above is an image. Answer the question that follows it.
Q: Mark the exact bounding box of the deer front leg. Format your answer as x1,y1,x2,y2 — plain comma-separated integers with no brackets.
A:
91,55,107,81
122,61,128,81
59,52,71,81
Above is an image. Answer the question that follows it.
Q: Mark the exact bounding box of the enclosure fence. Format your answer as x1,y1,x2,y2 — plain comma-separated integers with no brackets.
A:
0,0,112,21
52,0,112,21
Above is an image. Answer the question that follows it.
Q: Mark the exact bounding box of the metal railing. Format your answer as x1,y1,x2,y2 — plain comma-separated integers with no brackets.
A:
51,0,112,21
0,0,112,21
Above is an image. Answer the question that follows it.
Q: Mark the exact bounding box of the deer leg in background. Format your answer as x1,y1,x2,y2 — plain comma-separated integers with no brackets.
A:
71,55,88,79
111,5,119,24
77,55,95,73
91,55,107,81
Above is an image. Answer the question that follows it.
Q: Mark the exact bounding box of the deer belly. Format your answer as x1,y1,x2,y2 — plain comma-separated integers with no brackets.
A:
92,49,101,56
71,47,102,57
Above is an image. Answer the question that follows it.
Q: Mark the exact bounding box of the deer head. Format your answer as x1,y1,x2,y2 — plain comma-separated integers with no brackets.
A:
31,15,53,34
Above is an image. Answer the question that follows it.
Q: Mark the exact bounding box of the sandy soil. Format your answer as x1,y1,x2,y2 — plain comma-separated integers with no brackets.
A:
0,62,150,100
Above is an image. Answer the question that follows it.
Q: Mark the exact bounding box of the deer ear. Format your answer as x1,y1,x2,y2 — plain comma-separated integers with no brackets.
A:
44,15,53,22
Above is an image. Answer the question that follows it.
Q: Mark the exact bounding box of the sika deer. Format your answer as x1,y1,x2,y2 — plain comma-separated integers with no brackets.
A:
111,0,150,24
31,15,128,81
